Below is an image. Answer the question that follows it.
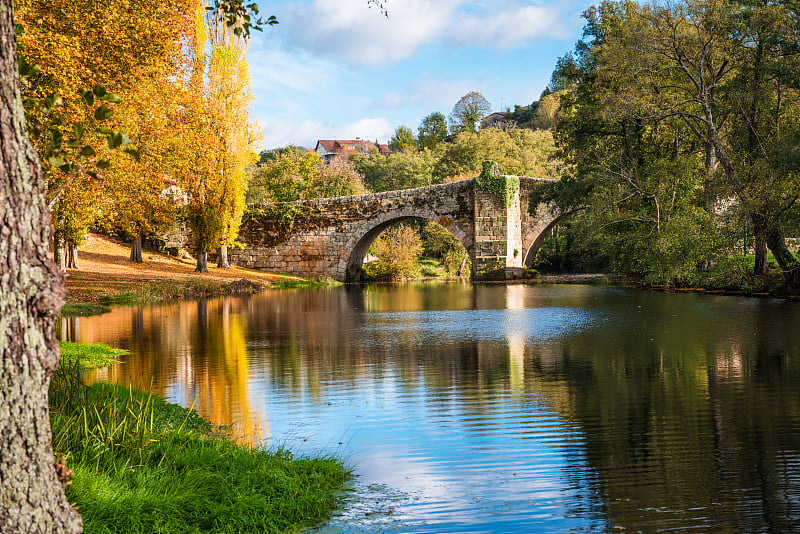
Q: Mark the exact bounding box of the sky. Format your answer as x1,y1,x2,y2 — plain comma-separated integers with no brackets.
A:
246,0,596,151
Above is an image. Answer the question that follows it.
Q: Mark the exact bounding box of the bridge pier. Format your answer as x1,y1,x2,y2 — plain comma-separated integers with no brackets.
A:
472,181,524,280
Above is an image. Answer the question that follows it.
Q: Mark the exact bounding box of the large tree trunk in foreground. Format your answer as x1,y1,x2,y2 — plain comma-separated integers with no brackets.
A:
216,245,229,268
195,250,209,273
0,2,83,531
129,233,143,263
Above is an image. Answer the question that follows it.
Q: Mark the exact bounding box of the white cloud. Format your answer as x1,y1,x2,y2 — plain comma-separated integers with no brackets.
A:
247,44,338,96
449,6,568,47
278,1,572,67
259,116,394,149
281,0,460,67
370,78,479,112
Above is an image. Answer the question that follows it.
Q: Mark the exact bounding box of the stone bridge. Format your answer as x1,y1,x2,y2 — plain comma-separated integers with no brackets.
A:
229,174,562,282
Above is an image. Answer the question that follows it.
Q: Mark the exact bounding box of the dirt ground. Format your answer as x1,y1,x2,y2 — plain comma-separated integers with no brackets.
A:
64,233,306,304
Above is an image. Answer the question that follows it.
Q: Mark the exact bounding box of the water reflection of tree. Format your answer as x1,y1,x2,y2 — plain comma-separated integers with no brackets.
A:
527,293,800,532
76,286,800,531
81,298,262,443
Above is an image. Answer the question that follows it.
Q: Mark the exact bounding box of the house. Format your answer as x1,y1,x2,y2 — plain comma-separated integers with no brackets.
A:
481,112,508,130
314,138,391,164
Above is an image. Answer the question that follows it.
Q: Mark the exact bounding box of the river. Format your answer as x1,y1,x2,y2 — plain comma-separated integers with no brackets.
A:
64,283,800,532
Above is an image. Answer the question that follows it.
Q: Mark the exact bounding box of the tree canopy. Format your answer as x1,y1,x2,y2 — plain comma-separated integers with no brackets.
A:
448,91,492,134
418,111,447,149
388,125,417,151
533,0,800,290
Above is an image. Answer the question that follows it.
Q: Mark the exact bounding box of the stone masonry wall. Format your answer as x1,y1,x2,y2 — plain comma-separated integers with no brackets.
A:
230,180,475,281
473,188,511,275
164,176,561,281
519,177,561,266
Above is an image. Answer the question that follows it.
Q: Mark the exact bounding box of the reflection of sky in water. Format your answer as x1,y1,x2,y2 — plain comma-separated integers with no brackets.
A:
247,303,604,533
363,308,598,344
264,380,597,533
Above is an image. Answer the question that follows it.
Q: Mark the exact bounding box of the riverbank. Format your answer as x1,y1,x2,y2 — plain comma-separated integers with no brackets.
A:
53,343,350,533
63,234,326,310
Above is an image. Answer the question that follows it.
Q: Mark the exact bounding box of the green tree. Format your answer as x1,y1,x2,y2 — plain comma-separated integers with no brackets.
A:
448,91,492,134
247,149,365,202
388,125,417,151
350,147,436,192
434,128,558,182
418,111,447,149
594,0,800,290
532,0,800,287
367,224,423,281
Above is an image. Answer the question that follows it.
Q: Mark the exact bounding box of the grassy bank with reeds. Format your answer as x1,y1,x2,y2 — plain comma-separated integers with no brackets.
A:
51,343,350,533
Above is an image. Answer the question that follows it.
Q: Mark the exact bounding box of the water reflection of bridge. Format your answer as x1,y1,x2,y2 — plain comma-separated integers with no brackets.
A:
64,286,800,532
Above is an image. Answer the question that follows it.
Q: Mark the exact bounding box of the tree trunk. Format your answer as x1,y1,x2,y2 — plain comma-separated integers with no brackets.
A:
754,236,768,275
66,243,79,270
53,241,67,272
765,225,800,293
216,245,230,269
130,233,143,263
195,251,209,273
0,2,83,531
750,215,769,275
457,255,468,280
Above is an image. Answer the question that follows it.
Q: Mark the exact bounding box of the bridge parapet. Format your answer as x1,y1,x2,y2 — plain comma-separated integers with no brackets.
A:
227,175,559,281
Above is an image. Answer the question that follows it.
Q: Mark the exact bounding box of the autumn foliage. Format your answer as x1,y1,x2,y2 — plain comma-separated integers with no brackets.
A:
15,0,259,272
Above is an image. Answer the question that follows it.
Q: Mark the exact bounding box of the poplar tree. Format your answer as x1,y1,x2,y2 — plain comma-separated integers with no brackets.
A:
185,0,260,272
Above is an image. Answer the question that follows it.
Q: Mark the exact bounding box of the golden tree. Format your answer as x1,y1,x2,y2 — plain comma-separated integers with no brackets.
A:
184,0,259,273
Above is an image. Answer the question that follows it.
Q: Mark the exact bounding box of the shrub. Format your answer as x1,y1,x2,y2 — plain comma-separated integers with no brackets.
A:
369,225,423,281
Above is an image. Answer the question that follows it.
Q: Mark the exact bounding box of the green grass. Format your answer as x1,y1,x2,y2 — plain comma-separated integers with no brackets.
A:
92,278,266,307
60,303,112,317
419,259,445,278
98,293,139,306
742,252,777,271
50,346,351,533
58,341,127,369
272,277,341,290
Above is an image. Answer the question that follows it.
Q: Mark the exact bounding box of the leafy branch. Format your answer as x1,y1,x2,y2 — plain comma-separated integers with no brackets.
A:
16,23,140,208
475,161,520,207
206,1,278,38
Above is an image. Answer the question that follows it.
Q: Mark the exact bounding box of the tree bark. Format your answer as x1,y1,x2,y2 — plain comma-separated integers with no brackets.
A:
754,237,768,275
216,245,229,269
129,233,143,263
195,251,209,273
457,255,468,281
765,225,800,293
0,2,83,531
66,243,79,270
54,242,67,272
751,215,769,275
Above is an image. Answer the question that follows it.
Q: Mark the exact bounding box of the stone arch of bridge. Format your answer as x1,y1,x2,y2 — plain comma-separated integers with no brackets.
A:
522,212,570,268
344,212,473,282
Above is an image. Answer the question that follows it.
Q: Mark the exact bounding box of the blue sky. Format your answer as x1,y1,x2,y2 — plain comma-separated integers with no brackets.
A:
247,0,595,150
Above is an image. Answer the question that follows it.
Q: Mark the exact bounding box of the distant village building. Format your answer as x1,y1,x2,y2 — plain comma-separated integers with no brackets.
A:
481,112,508,130
314,138,390,164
